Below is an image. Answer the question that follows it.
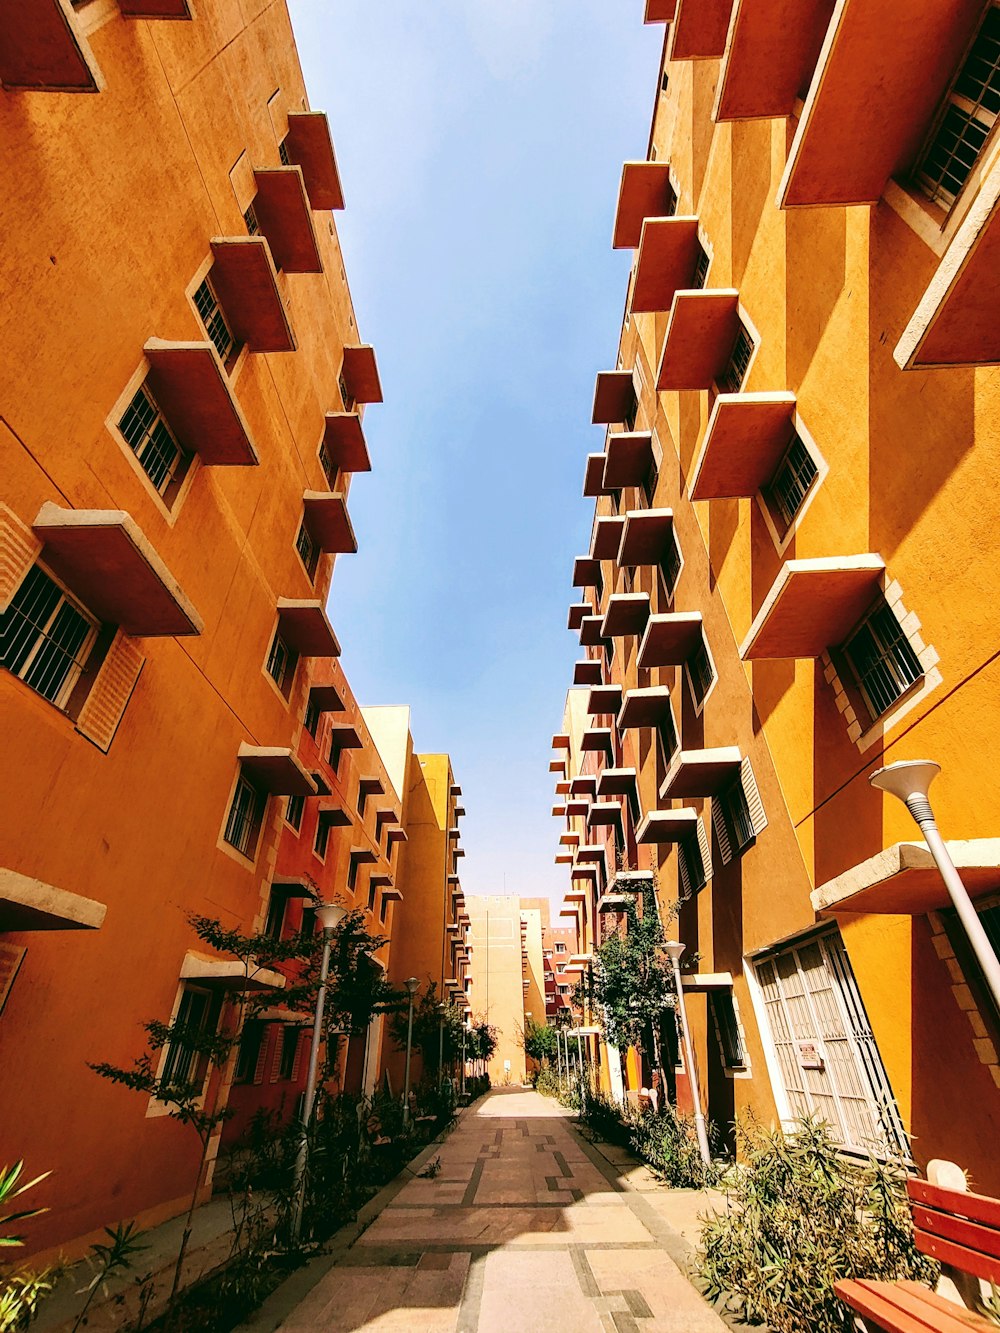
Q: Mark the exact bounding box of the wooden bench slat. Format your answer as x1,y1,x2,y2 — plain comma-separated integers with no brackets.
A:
896,1283,997,1331
915,1229,1000,1286
909,1179,1000,1231
913,1204,1000,1263
836,1279,992,1332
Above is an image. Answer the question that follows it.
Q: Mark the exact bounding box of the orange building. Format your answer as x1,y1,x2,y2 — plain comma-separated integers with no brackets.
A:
0,0,396,1261
555,0,1000,1181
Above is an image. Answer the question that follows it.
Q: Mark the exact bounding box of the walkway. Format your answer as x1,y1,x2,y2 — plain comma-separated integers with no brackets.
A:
266,1087,728,1332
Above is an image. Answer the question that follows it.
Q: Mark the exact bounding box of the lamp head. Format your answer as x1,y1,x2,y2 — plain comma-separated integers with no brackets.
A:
869,760,941,827
662,940,685,965
315,901,346,933
405,976,419,996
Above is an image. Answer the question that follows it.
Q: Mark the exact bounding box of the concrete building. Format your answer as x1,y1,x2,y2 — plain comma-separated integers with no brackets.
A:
555,0,1000,1182
465,895,531,1086
520,897,578,1021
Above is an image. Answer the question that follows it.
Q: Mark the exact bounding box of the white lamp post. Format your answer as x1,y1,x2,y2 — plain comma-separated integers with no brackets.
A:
291,900,346,1240
437,1001,448,1088
402,976,419,1125
662,940,711,1167
870,760,1000,1013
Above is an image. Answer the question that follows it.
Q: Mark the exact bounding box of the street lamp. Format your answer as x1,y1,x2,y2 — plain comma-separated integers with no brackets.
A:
870,760,1000,1013
291,900,346,1240
460,1021,467,1097
402,976,419,1125
662,940,711,1167
437,1001,448,1088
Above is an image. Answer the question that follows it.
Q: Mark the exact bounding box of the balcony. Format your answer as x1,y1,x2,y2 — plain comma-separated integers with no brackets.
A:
592,370,637,425
587,802,624,832
307,682,344,714
550,755,568,774
284,111,344,211
340,345,383,405
714,0,834,122
590,515,627,560
812,839,1000,916
579,615,606,648
555,851,574,866
552,803,567,818
573,556,601,587
637,809,699,844
574,659,603,686
740,555,885,660
327,721,364,750
896,164,1000,370
669,0,734,61
238,744,316,797
597,891,631,913
618,686,673,731
637,612,704,669
119,0,191,15
315,805,350,833
555,779,572,796
596,768,637,798
321,413,371,475
0,867,105,932
613,161,677,249
251,167,322,272
560,831,581,848
644,0,677,21
301,492,357,554
568,601,592,631
570,776,598,798
360,775,385,799
660,747,743,799
584,454,612,498
144,339,258,466
587,684,623,715
565,797,591,817
631,218,703,312
617,508,676,567
182,952,283,991
602,592,651,639
778,0,985,208
32,504,202,637
604,432,655,489
0,0,102,92
209,238,295,353
276,600,340,657
575,842,607,865
689,393,797,500
581,727,614,758
656,291,741,391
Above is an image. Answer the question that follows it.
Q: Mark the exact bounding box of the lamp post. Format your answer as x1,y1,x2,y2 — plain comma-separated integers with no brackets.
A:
870,760,1000,1014
402,976,419,1126
437,1001,447,1088
662,940,711,1167
291,900,345,1241
460,1021,467,1097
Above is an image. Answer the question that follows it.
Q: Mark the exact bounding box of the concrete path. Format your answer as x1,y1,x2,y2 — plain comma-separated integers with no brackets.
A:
269,1087,728,1332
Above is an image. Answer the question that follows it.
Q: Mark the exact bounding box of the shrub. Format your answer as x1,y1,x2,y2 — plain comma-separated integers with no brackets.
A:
628,1104,720,1188
533,1067,560,1099
697,1115,938,1333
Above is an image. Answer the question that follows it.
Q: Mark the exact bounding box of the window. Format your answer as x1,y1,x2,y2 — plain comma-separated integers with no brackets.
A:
754,930,908,1157
278,137,290,166
160,987,215,1092
658,531,682,604
678,829,708,895
711,991,745,1070
300,906,317,938
285,792,305,830
623,386,638,432
318,441,339,489
555,942,567,954
329,741,343,774
339,372,355,412
244,203,259,236
303,698,321,739
686,635,715,708
915,5,1000,207
842,600,923,722
717,323,754,393
661,72,669,95
379,893,388,924
2,564,98,710
691,243,710,290
193,277,235,364
266,630,297,698
656,710,678,770
264,891,286,940
224,773,266,859
119,384,188,499
314,817,331,860
366,878,377,912
357,787,369,818
642,457,659,508
295,518,318,578
278,1025,299,1080
764,432,819,534
558,984,571,995
714,764,765,862
235,1021,264,1083
347,855,360,893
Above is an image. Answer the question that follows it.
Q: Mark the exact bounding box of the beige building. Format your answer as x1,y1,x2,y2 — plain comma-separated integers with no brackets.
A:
465,894,528,1085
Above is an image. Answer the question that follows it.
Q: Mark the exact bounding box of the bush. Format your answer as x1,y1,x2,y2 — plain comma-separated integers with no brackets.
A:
697,1115,938,1333
465,1073,490,1100
628,1104,719,1188
533,1067,560,1098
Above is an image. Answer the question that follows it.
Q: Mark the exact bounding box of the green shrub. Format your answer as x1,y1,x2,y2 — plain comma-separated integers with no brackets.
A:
697,1115,937,1333
628,1104,720,1188
533,1067,560,1099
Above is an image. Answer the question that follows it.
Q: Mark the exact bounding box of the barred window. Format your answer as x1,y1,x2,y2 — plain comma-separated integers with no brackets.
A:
295,518,318,577
657,710,678,770
2,565,98,709
266,631,297,697
842,601,923,722
679,834,707,893
687,635,715,708
244,204,259,236
278,138,290,167
339,372,355,412
119,385,186,497
722,780,755,855
286,792,305,830
718,323,754,393
916,5,1000,206
161,987,214,1092
765,432,818,533
659,530,682,603
318,441,338,488
193,277,235,364
224,774,266,859
691,243,710,290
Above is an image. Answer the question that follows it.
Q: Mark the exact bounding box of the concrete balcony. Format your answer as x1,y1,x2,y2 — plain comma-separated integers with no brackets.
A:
740,555,885,660
689,393,797,500
613,161,677,249
251,167,322,272
209,238,295,353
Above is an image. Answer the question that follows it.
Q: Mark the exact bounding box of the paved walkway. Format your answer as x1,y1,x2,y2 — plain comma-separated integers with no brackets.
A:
268,1087,728,1332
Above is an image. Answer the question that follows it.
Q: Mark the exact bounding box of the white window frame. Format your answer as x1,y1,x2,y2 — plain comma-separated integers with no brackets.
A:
684,631,717,717
2,562,99,712
756,415,828,556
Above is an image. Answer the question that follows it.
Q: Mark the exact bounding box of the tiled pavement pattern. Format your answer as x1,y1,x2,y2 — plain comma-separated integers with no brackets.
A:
274,1088,728,1332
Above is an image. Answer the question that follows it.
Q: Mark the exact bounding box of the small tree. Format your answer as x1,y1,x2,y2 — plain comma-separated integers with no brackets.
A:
389,982,465,1074
520,1018,557,1066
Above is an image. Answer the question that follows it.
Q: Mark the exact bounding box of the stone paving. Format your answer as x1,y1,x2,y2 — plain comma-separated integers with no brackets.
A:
270,1087,728,1333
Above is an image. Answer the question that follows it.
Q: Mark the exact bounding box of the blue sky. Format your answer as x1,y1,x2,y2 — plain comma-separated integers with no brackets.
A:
288,1,662,905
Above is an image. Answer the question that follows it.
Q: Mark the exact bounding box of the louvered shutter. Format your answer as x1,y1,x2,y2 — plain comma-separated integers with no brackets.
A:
741,757,767,837
678,844,692,899
269,1025,283,1082
76,631,145,752
252,1027,270,1086
712,799,733,867
0,506,40,612
290,1029,306,1083
697,816,713,884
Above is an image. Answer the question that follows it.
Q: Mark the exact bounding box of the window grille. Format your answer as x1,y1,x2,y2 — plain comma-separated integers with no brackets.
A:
286,792,305,830
224,774,265,858
656,710,678,770
687,635,714,707
842,601,923,721
161,988,213,1091
711,991,745,1068
718,323,754,393
264,892,286,940
278,1026,298,1079
339,372,355,411
244,204,259,236
659,532,682,603
193,277,235,363
765,432,818,532
2,565,96,709
642,458,659,507
691,244,710,290
916,5,1000,206
119,385,185,496
278,138,290,167
266,631,297,696
295,518,318,577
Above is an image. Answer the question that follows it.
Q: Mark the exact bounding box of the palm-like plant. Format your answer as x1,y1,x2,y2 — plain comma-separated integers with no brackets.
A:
0,1162,49,1249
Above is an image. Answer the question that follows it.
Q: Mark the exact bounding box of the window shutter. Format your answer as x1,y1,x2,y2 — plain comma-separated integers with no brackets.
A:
252,1027,270,1086
269,1025,283,1082
741,757,768,837
76,632,145,752
291,1029,306,1083
697,816,713,884
678,844,692,899
0,505,41,612
712,798,733,867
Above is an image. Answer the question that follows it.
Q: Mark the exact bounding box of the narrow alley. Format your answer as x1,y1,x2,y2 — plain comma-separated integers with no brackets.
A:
262,1089,727,1333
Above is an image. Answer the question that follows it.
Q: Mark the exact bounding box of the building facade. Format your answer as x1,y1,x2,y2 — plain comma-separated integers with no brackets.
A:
554,0,1000,1182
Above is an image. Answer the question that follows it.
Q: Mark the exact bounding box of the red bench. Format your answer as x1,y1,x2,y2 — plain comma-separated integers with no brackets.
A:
836,1176,1000,1331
